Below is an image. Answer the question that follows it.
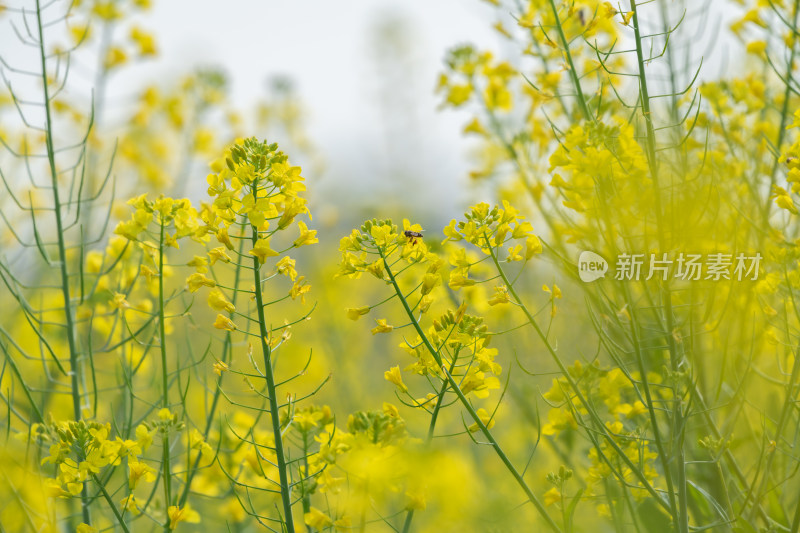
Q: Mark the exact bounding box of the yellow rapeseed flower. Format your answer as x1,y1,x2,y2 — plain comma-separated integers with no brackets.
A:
249,238,279,264
213,314,237,331
213,360,229,376
384,366,408,392
167,504,200,530
207,289,235,313
186,273,216,292
346,306,370,321
371,319,393,334
294,221,318,247
544,487,561,506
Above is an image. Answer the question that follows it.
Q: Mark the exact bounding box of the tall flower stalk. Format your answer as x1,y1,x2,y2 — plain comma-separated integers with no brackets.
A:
198,138,320,531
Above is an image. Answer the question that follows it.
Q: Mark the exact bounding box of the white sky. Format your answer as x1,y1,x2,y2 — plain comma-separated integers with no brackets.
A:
0,0,503,224
0,0,744,226
142,0,503,221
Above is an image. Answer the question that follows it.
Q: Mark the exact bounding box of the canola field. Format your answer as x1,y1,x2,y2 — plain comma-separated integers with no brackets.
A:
1,1,799,532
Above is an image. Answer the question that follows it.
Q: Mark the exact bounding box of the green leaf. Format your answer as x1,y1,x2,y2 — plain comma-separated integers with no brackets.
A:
732,516,758,533
566,488,584,532
637,499,673,533
687,479,730,523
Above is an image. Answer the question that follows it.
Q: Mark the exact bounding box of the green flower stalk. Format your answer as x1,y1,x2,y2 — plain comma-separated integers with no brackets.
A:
338,215,561,532
198,138,319,531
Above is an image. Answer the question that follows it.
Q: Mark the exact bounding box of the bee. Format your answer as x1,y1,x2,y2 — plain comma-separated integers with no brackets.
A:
404,230,423,245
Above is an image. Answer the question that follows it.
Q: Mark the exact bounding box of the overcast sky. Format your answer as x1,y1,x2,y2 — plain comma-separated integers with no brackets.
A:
0,0,742,227
140,0,503,221
0,1,505,223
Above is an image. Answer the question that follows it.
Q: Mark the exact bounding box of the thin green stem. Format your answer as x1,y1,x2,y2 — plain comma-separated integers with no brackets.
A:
485,239,670,513
157,220,172,529
622,285,680,522
91,473,131,533
629,1,688,529
34,0,90,525
401,511,415,533
401,349,459,533
547,0,591,121
251,202,295,531
301,431,312,532
747,275,800,522
177,226,247,508
0,344,44,423
35,0,80,433
378,246,562,533
158,221,169,408
766,0,800,218
594,182,680,523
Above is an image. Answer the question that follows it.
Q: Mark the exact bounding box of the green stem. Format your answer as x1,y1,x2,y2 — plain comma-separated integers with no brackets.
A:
91,473,131,533
378,247,562,533
177,226,247,508
401,349,459,533
0,344,44,423
485,239,670,513
628,0,661,195
251,215,295,531
34,0,90,525
620,286,680,522
792,494,800,533
158,221,169,407
766,0,800,218
401,511,415,533
594,185,680,523
302,432,312,532
714,460,734,524
34,0,80,434
629,1,688,530
547,0,591,121
157,221,172,528
747,275,800,522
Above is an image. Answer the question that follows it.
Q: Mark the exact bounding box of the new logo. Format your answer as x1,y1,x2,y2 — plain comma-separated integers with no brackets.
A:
578,251,608,282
